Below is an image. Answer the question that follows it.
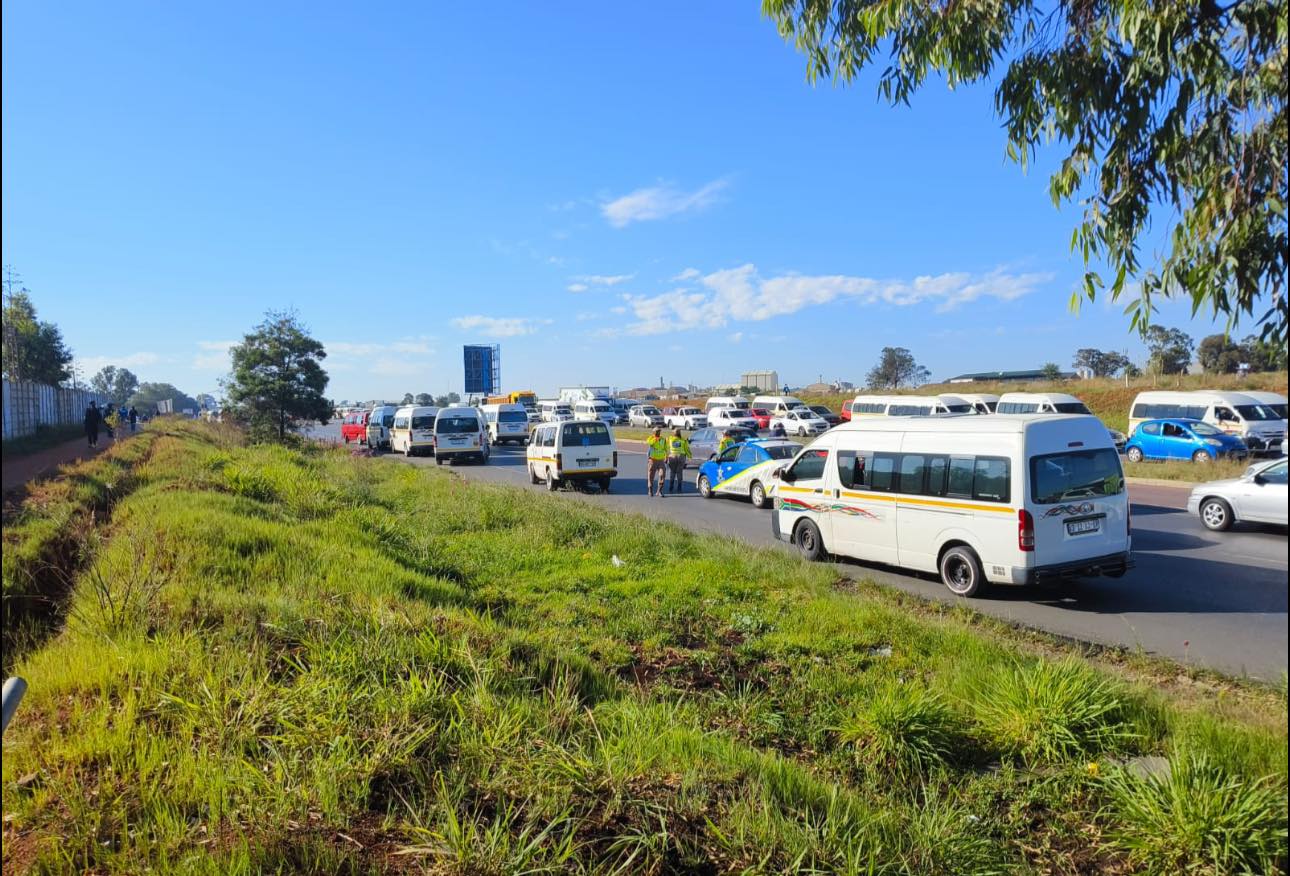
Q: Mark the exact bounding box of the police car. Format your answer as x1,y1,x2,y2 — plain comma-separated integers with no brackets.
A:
696,439,801,509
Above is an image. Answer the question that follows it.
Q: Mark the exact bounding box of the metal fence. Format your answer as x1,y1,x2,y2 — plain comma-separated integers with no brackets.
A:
1,378,113,441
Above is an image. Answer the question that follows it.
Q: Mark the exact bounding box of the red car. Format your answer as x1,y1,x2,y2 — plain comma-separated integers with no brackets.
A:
748,407,773,429
840,400,854,422
340,410,370,443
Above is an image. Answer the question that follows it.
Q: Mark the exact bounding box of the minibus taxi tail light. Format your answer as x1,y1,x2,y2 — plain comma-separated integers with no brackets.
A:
1018,509,1035,552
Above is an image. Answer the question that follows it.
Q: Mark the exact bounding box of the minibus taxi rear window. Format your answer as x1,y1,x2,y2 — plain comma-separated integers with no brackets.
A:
436,416,478,434
411,415,434,429
499,410,528,423
1030,449,1124,505
382,415,395,427
562,422,611,445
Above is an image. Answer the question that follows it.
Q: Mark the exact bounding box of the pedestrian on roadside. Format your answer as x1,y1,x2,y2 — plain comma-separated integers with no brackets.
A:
645,427,669,497
717,430,736,457
666,427,690,494
769,421,786,438
84,401,102,448
128,406,139,432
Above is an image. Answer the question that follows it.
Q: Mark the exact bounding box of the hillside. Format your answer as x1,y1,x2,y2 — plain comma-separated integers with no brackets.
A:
2,421,1286,874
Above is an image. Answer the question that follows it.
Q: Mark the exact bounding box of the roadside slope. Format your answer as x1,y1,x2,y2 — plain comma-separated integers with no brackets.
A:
3,422,1285,874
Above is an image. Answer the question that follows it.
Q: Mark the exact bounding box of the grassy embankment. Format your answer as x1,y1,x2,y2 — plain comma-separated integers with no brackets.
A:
2,421,1286,874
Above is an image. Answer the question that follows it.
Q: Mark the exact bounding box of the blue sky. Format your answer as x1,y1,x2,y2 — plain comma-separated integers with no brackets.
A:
2,1,1240,402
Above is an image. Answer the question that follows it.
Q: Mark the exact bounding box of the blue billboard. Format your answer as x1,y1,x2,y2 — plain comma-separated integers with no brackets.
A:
463,345,500,395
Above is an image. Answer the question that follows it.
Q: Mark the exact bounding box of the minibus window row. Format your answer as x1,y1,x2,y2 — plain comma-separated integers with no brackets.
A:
833,450,1011,503
1131,403,1209,420
852,402,886,414
888,404,934,416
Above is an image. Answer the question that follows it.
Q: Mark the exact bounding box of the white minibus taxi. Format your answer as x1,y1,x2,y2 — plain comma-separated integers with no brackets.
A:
752,395,807,415
365,404,399,450
480,403,530,445
1129,391,1286,453
390,405,439,456
956,393,999,414
539,400,574,423
527,419,618,492
770,415,1130,596
432,407,489,465
704,395,751,413
996,392,1092,415
573,399,616,425
848,395,966,417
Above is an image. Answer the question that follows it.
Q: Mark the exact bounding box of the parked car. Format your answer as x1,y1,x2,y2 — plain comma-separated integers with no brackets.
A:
664,406,708,430
1107,428,1128,453
746,408,774,429
808,405,842,426
1124,418,1248,463
840,400,854,422
628,404,665,427
696,439,801,509
708,407,759,431
688,427,757,462
771,408,830,437
340,410,370,443
1187,457,1288,531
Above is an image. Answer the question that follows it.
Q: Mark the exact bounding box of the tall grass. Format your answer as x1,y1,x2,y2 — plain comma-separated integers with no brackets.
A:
1,421,1284,874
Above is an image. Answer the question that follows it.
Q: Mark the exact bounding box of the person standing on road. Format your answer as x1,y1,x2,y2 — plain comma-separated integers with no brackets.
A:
645,427,669,497
717,430,736,457
84,401,102,448
666,428,690,494
128,406,139,432
769,421,786,438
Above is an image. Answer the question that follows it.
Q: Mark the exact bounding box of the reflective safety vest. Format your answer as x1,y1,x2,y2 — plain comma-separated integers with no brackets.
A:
668,436,690,457
646,436,669,459
717,437,734,455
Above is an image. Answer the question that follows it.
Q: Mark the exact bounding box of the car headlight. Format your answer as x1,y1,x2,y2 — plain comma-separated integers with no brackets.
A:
1205,438,1224,446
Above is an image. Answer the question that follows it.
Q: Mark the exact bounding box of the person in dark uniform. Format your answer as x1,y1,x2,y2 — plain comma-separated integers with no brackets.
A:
84,401,102,448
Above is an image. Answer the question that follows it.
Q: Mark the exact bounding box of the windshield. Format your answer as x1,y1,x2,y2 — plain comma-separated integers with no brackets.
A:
411,415,434,429
436,416,479,434
1030,449,1125,505
943,404,974,413
1235,404,1275,421
1267,404,1288,419
562,422,611,445
499,410,527,423
765,445,799,460
381,415,394,427
1052,402,1092,414
811,406,831,415
1190,421,1222,436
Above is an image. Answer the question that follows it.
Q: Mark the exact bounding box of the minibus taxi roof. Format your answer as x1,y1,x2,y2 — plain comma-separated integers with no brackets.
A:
830,412,1097,435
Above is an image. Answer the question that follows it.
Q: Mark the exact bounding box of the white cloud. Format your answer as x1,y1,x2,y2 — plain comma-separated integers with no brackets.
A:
450,315,549,338
78,351,162,375
619,264,1052,335
673,268,701,281
728,332,744,344
568,273,633,293
567,283,589,293
601,179,728,227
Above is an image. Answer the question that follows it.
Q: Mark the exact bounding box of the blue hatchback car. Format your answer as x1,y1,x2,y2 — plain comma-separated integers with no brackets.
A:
1125,418,1247,463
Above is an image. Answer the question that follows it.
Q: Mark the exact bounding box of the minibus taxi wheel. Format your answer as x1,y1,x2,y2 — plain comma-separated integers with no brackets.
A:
599,477,611,493
546,470,560,491
435,455,444,466
793,520,826,562
750,481,769,509
1125,446,1144,463
939,545,983,597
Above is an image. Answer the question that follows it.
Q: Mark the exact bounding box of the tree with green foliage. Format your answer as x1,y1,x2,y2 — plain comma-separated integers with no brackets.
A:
401,392,414,405
1,288,74,385
128,382,200,415
1072,348,1131,378
1144,326,1195,375
1197,334,1244,374
866,347,930,389
224,311,331,441
432,392,461,408
414,392,433,405
1040,362,1063,381
764,0,1288,344
1241,334,1287,372
90,366,140,406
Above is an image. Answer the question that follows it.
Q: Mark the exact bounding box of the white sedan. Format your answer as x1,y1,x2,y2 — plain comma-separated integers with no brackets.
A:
771,408,830,437
1187,457,1287,531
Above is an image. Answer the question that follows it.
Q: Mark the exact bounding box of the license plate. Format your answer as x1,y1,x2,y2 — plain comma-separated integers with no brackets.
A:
575,457,598,466
1066,518,1101,536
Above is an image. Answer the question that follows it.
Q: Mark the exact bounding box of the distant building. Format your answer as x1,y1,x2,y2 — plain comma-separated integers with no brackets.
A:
741,370,779,392
947,369,1077,383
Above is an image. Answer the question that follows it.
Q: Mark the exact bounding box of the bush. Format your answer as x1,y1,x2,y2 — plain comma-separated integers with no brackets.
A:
836,683,964,776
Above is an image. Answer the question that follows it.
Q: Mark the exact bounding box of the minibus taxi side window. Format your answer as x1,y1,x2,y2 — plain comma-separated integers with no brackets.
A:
1215,406,1238,423
973,458,1010,502
542,428,556,448
926,456,949,496
899,455,927,494
785,448,829,482
948,457,975,496
868,454,897,491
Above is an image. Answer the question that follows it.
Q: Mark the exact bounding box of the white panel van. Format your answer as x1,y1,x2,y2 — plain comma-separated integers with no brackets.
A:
480,403,531,445
390,405,439,456
752,395,807,415
527,420,618,492
1129,391,1286,453
770,415,1131,596
704,396,751,413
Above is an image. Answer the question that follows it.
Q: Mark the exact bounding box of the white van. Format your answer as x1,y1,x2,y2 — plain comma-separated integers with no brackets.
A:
704,395,751,413
753,395,807,415
538,400,574,423
573,399,617,425
848,395,963,417
365,404,399,450
996,392,1092,415
957,393,1000,414
770,414,1131,596
527,419,618,492
432,407,489,465
390,405,439,456
1129,391,1286,453
480,403,531,445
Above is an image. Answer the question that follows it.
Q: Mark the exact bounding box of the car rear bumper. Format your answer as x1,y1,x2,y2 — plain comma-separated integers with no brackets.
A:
1019,551,1132,585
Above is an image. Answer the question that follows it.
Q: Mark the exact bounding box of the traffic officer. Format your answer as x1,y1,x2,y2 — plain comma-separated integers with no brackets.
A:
665,427,690,494
645,427,669,497
717,430,736,457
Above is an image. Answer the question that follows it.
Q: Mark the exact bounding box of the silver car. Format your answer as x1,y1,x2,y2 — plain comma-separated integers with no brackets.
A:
1187,457,1288,531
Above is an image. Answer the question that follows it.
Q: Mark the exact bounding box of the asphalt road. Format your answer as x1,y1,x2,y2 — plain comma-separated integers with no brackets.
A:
311,425,1288,680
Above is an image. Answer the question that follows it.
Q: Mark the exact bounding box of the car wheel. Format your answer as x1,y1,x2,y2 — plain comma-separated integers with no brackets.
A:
750,480,768,509
793,520,826,562
1200,497,1234,531
546,468,559,491
1192,449,1212,463
939,546,983,597
529,465,540,484
798,427,807,437
1125,447,1144,463
698,475,713,498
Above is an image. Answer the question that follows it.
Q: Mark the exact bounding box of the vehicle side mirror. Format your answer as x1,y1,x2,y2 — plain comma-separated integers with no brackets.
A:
780,469,795,483
1253,473,1267,485
771,469,782,480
